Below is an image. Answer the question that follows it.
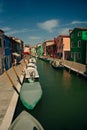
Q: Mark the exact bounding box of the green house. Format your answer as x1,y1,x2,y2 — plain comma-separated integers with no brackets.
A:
70,28,87,64
36,43,44,56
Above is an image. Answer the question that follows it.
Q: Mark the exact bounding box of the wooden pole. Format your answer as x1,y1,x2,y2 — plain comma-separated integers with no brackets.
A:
4,69,19,95
12,66,22,85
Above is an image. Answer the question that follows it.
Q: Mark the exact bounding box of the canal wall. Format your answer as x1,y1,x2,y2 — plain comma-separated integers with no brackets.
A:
62,60,87,77
0,60,25,130
40,56,87,78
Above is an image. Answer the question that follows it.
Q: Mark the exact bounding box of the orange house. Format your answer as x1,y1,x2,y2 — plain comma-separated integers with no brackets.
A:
56,35,70,60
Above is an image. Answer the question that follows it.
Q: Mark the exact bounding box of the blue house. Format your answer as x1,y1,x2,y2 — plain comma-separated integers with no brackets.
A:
4,35,12,70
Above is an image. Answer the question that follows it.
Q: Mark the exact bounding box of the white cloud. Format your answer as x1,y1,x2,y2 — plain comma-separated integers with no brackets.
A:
2,27,11,31
37,19,59,33
59,28,70,35
5,28,28,35
29,36,41,40
71,20,87,24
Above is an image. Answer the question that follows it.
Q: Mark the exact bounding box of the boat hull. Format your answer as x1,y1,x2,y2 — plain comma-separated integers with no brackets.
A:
51,61,64,70
8,111,44,130
20,82,42,110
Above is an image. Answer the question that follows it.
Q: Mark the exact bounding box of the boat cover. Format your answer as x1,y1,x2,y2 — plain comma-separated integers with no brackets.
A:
8,111,44,130
29,58,36,64
27,63,37,69
20,82,42,110
25,67,39,79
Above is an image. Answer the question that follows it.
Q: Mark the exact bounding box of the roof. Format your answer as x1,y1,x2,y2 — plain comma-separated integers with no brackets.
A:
70,27,87,35
57,35,70,38
75,27,87,30
0,29,4,33
44,39,54,43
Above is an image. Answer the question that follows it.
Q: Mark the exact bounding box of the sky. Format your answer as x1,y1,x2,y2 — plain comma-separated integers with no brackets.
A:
0,0,87,46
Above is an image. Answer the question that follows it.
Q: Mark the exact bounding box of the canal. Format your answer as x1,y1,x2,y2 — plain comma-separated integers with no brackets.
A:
13,59,87,130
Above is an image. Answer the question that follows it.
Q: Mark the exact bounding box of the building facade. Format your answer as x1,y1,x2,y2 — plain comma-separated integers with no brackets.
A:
0,30,5,74
56,35,70,60
4,35,12,70
10,37,24,64
70,28,87,64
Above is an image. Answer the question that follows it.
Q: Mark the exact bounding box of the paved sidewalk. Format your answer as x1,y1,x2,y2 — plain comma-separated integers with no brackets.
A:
0,61,25,130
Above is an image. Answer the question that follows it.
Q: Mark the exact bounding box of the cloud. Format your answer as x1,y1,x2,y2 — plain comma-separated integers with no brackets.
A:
5,28,28,35
1,27,11,31
59,28,70,35
71,20,87,24
29,36,41,40
37,19,59,33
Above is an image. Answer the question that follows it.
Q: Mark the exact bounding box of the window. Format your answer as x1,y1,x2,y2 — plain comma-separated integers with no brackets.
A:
78,40,81,47
71,34,74,38
61,38,63,42
0,38,2,47
71,52,74,58
78,52,81,59
78,31,81,37
71,41,74,48
4,40,5,47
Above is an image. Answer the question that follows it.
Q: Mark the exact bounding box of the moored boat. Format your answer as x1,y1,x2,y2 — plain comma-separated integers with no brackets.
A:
51,60,64,70
25,66,39,81
27,62,37,69
20,82,42,110
29,57,37,64
8,111,44,130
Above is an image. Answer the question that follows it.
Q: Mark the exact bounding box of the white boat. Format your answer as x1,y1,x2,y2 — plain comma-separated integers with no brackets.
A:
27,62,37,69
29,57,37,64
25,66,39,80
51,60,64,70
8,111,44,130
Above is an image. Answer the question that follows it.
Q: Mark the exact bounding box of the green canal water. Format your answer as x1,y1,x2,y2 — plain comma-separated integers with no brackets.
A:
14,59,87,130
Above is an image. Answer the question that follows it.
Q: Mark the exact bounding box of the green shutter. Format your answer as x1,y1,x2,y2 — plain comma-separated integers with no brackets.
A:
82,31,87,40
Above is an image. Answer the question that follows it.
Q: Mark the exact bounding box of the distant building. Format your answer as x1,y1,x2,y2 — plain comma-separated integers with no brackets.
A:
31,46,36,56
70,28,87,64
56,35,70,60
10,37,24,64
36,43,43,56
0,29,5,74
4,35,12,70
43,39,56,57
24,45,31,55
42,41,46,56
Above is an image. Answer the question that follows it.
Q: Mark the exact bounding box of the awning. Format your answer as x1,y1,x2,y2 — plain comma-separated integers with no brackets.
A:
12,52,20,57
23,51,30,55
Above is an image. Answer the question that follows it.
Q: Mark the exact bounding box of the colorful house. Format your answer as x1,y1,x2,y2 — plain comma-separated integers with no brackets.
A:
0,29,5,74
31,46,37,56
10,37,23,64
56,35,70,60
36,43,43,56
70,28,87,64
24,45,31,55
4,35,12,70
42,41,46,56
43,39,57,58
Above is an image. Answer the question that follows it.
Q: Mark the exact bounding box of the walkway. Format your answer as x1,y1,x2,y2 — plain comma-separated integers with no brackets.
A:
40,56,87,77
0,60,25,130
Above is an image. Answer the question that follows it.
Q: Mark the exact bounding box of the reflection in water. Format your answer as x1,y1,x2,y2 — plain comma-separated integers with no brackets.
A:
62,70,71,89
